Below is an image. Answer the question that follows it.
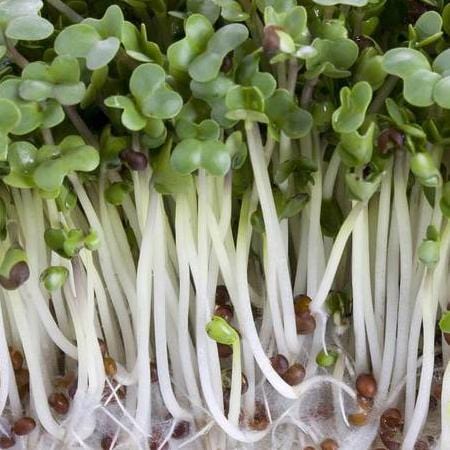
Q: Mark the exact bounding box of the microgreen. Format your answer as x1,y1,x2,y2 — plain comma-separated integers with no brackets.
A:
55,5,124,70
0,2,448,448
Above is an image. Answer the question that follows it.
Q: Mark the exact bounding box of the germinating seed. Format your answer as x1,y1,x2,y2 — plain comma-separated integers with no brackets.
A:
12,417,36,436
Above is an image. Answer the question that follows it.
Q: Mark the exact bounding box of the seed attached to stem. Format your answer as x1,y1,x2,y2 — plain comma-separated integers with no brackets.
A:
119,149,148,171
48,392,70,415
214,304,234,322
215,285,230,305
294,294,312,314
296,311,316,335
0,436,15,449
249,403,269,431
380,408,403,431
101,436,114,449
270,354,289,375
12,417,36,435
282,363,306,386
355,373,377,399
217,343,233,358
172,420,190,439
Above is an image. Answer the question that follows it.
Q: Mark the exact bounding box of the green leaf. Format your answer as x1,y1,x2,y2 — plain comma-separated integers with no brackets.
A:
151,138,194,194
382,48,431,78
338,123,375,167
0,79,42,135
171,138,231,176
32,136,100,193
188,23,248,82
403,69,441,107
167,14,214,74
439,312,450,333
313,0,368,4
121,22,163,64
20,56,86,105
187,0,221,23
83,5,124,39
345,171,381,201
265,89,313,138
415,11,442,41
0,99,21,134
86,37,121,70
433,49,450,76
55,15,121,70
225,85,267,123
410,152,441,187
443,4,450,36
5,15,53,41
332,81,373,134
55,24,101,58
306,38,359,79
3,141,38,188
433,76,450,109
130,63,183,120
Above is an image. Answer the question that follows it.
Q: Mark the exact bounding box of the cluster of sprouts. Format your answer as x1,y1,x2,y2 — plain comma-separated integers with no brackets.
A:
0,0,450,449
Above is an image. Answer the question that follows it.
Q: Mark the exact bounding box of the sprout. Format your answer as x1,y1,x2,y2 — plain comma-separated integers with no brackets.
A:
0,1,448,447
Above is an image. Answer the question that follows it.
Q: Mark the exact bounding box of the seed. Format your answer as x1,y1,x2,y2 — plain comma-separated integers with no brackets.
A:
303,447,315,450
119,149,148,171
48,392,70,415
101,436,114,449
432,382,442,399
215,304,234,322
348,412,368,427
270,354,289,375
149,428,168,450
0,261,30,290
380,408,403,431
172,420,190,439
380,430,400,450
104,357,117,377
294,294,312,314
150,361,158,383
282,363,305,386
321,438,339,450
296,311,316,335
9,347,23,371
316,350,338,368
414,439,429,450
355,373,377,399
217,343,233,358
249,403,269,431
262,25,281,54
15,367,29,387
377,128,404,154
215,285,230,305
0,436,15,449
12,417,36,435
